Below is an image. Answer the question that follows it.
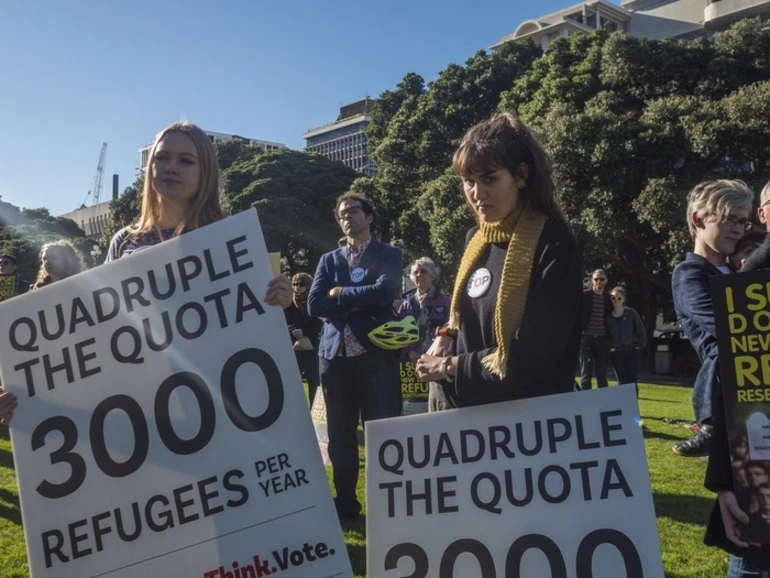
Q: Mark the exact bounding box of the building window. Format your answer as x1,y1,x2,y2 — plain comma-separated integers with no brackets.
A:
567,11,583,24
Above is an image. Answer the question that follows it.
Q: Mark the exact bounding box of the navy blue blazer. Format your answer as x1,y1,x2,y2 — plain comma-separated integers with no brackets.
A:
671,252,725,424
307,238,403,360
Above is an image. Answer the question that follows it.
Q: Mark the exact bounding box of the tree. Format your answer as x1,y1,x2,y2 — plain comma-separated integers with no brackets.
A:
214,139,267,172
500,21,770,336
223,149,360,272
368,41,541,263
0,203,90,280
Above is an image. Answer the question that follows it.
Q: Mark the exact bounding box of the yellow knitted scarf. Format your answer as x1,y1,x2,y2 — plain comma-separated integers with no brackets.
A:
449,207,547,379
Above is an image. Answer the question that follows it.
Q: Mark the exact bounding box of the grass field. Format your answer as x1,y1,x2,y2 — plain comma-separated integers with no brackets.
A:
0,382,728,577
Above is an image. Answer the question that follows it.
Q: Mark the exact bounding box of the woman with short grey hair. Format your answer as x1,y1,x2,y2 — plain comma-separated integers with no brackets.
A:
398,257,451,412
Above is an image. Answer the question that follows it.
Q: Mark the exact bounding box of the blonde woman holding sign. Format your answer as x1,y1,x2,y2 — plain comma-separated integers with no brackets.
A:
109,122,289,299
0,121,291,425
415,111,582,409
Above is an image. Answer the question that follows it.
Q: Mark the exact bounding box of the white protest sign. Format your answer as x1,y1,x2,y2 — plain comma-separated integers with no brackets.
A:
366,385,663,578
0,209,352,578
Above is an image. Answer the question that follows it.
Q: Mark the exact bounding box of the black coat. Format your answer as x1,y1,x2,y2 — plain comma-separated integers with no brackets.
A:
440,219,583,407
284,299,322,348
743,235,770,272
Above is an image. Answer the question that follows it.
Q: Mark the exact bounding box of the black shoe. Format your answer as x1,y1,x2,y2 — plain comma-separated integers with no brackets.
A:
672,426,712,457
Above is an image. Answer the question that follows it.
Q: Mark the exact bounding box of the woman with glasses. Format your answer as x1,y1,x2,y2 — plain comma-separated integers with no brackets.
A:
414,111,582,408
606,285,646,392
398,257,450,413
285,272,322,406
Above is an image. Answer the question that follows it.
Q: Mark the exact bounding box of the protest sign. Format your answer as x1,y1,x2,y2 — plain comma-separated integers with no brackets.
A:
712,269,770,543
310,388,331,466
401,361,428,415
0,274,17,300
0,209,352,578
366,385,663,578
268,252,282,277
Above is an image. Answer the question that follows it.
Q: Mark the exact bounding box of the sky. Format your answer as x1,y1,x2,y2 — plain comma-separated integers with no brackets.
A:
0,0,620,217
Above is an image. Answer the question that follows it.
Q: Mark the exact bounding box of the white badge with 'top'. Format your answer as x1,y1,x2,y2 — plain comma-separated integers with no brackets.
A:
467,268,492,298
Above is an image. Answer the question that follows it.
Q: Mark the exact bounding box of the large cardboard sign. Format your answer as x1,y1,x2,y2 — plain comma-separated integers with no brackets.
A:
0,209,352,578
712,270,770,543
310,388,331,466
366,385,663,578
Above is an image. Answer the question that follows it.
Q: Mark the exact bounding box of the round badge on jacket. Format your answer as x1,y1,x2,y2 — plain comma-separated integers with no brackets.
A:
351,267,366,283
467,268,492,298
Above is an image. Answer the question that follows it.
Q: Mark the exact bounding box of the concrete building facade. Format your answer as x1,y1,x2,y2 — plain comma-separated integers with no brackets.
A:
303,98,377,177
60,201,113,240
491,1,633,52
491,0,770,51
59,174,120,239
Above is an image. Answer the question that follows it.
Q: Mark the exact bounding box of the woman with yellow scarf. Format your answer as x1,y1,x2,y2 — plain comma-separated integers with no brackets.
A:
415,111,582,408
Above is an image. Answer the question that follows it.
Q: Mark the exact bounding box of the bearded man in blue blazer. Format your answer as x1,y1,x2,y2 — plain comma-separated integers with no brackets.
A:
308,192,403,521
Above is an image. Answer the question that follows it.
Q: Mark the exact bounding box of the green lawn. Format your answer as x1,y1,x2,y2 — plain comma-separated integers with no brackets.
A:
0,382,727,577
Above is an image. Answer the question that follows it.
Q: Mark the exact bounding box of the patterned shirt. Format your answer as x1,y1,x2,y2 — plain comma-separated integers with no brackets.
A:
339,238,372,357
106,227,178,262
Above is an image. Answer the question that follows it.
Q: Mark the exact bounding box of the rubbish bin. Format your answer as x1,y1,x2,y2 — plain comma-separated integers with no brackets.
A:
654,342,672,374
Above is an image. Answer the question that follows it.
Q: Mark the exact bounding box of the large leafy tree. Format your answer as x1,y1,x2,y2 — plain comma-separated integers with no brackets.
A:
368,41,541,267
0,203,90,279
223,149,360,272
500,20,770,330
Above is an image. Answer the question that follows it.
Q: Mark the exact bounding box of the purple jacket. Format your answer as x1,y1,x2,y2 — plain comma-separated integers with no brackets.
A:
397,287,450,361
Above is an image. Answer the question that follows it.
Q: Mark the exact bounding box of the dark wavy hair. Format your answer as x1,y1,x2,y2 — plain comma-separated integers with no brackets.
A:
334,191,377,229
452,111,566,225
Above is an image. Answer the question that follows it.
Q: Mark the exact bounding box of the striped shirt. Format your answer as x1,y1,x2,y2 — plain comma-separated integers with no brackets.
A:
585,292,607,337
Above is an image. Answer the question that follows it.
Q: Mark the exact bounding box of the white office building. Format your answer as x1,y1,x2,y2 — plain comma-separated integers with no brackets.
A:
303,98,377,177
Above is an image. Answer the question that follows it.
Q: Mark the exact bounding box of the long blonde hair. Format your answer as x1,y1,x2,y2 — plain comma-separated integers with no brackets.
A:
137,121,223,237
34,240,85,287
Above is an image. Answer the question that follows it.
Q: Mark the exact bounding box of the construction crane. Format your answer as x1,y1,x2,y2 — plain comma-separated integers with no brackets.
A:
81,142,108,207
